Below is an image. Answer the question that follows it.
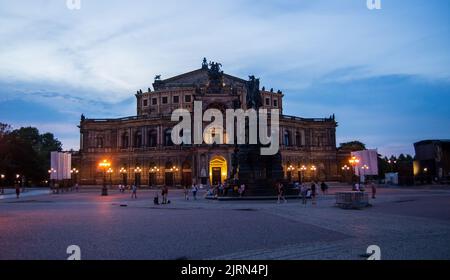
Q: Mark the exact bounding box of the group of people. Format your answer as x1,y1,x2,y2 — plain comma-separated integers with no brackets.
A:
217,182,245,197
277,181,329,205
117,184,138,198
152,186,169,205
203,182,246,198
183,184,199,200
353,181,377,199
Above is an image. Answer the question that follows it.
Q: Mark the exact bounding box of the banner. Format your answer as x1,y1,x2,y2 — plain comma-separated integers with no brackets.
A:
50,151,72,180
351,149,378,176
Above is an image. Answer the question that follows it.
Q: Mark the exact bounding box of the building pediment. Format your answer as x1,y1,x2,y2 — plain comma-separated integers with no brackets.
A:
153,58,246,91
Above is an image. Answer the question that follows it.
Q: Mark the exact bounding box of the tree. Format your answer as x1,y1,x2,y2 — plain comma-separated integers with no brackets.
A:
0,124,63,186
0,123,12,139
338,141,366,151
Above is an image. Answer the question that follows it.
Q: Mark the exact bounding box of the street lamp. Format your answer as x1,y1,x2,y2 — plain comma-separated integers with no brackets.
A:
15,174,22,189
387,159,397,172
107,167,113,188
149,166,159,187
0,174,5,194
119,167,127,186
310,165,317,181
341,165,350,183
48,168,57,192
341,165,350,171
298,165,307,184
70,168,79,187
360,164,369,184
150,166,160,172
349,156,360,184
134,166,142,187
287,164,294,182
98,159,111,196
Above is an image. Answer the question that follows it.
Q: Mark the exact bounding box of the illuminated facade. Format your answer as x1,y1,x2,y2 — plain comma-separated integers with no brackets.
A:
75,59,339,186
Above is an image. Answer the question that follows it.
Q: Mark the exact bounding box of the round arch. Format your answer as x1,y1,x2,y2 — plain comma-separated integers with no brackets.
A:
209,155,228,185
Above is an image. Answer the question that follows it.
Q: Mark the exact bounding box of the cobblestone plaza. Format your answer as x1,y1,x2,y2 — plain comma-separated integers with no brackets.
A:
1,185,449,260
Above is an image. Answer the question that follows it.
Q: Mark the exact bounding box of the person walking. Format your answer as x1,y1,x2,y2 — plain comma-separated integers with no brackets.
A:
131,184,137,199
161,185,169,204
192,184,198,200
218,183,224,196
277,182,287,204
15,184,20,199
371,181,377,199
239,184,245,197
300,183,308,205
320,181,328,195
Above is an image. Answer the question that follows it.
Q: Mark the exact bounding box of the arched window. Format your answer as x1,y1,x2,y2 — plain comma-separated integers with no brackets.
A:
164,128,173,146
121,132,129,148
95,136,104,148
134,130,142,147
284,130,291,146
147,129,157,147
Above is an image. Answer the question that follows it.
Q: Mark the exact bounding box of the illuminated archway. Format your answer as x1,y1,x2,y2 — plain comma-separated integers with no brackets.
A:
209,156,227,185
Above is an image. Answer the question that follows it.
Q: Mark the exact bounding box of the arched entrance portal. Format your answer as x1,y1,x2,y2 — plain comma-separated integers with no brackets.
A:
209,156,227,186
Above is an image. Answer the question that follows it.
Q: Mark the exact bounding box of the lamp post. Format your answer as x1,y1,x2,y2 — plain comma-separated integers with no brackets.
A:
168,165,178,186
341,165,350,183
48,168,57,192
98,159,111,196
15,174,23,193
349,156,360,185
70,168,79,187
298,165,307,184
134,166,142,188
310,165,317,181
119,167,127,186
107,168,113,188
287,164,294,182
173,165,179,185
423,167,429,183
149,166,159,187
387,159,397,173
0,174,5,194
360,164,369,184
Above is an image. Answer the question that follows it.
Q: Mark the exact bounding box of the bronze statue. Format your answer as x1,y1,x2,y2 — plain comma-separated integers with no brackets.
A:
246,75,262,109
202,57,208,69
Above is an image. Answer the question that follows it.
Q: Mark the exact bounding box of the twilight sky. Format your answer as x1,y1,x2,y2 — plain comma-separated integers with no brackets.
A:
0,0,449,156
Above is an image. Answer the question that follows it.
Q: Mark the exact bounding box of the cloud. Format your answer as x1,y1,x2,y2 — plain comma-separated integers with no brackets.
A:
1,0,449,96
0,0,449,154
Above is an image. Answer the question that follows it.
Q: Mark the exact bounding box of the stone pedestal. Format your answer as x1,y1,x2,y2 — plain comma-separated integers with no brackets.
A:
335,191,370,209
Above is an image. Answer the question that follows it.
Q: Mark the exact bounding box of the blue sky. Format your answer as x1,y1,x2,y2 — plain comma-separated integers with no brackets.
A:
0,0,449,156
